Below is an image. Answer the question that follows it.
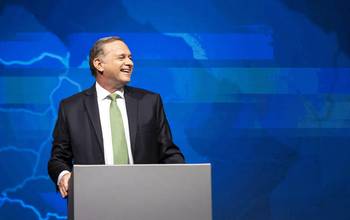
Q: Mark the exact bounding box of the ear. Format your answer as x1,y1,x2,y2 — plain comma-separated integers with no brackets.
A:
93,58,104,73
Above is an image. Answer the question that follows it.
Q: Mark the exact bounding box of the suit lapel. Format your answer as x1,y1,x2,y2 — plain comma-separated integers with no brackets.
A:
124,86,138,154
83,85,104,155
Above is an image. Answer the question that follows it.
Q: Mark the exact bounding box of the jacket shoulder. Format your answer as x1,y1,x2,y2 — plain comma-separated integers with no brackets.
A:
125,85,158,96
59,87,92,106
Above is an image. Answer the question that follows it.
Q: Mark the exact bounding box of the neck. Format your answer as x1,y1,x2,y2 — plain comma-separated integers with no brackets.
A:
96,79,124,93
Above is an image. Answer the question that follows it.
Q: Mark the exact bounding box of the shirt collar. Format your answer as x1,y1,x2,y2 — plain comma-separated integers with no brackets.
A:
95,81,125,101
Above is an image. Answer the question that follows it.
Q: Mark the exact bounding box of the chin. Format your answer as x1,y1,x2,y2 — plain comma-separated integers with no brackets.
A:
123,76,131,81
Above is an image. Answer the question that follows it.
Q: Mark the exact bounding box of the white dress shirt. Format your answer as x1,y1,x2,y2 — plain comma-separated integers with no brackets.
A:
57,82,134,185
95,82,134,165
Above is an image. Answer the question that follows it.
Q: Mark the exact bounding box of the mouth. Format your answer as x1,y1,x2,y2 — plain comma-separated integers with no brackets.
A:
120,69,132,74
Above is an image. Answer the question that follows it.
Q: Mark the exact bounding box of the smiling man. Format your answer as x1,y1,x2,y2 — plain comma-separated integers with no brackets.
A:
47,36,185,198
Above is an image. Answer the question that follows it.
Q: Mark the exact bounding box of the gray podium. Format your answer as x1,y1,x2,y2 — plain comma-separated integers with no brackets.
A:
68,164,212,220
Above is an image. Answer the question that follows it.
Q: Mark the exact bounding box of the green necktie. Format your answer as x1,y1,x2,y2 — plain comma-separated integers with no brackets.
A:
108,93,129,164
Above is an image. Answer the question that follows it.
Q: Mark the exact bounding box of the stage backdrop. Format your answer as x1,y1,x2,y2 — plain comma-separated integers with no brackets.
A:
0,0,349,219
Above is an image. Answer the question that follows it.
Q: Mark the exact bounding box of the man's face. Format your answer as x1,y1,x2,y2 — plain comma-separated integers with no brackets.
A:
97,40,133,87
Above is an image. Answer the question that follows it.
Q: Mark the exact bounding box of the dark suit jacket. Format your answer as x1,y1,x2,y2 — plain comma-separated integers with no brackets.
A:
48,84,185,185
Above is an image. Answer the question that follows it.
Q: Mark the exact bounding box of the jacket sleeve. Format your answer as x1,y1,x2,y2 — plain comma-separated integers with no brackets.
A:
47,101,73,185
155,94,185,163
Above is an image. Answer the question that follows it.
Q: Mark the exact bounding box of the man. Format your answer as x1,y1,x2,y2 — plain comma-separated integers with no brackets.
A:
48,36,185,198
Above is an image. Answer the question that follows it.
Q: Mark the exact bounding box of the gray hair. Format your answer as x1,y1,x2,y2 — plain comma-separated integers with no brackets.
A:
89,36,124,77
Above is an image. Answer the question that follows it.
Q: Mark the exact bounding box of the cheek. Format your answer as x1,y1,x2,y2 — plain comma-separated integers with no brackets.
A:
113,60,123,66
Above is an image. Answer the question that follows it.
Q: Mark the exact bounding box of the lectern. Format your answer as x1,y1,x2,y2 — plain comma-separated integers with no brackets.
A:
68,164,212,220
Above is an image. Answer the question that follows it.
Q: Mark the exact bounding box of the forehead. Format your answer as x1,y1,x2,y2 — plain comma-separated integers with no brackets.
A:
102,40,131,55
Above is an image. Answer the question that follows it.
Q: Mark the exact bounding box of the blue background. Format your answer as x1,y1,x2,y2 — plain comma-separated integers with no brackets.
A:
0,0,350,219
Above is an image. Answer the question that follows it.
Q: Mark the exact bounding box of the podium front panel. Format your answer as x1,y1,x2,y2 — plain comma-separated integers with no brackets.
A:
71,164,212,220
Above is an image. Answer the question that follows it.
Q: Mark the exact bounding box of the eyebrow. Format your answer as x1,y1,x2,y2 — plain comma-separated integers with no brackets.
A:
114,53,132,57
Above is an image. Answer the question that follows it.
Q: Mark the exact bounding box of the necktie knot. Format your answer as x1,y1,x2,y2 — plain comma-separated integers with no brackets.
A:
108,93,120,102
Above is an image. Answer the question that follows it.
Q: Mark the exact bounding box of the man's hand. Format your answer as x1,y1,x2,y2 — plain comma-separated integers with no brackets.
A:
58,172,71,198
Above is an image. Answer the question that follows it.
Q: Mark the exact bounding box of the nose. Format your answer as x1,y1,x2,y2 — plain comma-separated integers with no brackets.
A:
125,57,133,67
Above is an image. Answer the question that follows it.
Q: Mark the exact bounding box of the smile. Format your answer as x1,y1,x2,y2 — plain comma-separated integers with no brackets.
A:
121,69,131,73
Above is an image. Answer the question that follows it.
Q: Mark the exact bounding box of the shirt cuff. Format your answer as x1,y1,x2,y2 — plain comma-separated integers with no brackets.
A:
57,170,71,186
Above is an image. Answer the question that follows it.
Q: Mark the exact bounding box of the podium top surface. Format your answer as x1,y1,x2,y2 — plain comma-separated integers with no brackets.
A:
73,163,211,168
